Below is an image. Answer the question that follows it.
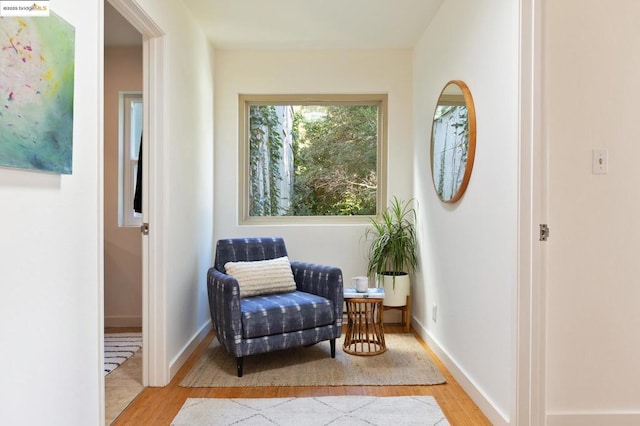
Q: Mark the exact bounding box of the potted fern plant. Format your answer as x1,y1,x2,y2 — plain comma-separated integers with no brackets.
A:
365,197,418,307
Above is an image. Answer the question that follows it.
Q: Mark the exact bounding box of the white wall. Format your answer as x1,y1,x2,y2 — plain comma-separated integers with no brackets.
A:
213,49,413,284
0,1,103,424
104,46,143,328
413,1,519,424
134,0,215,381
0,0,214,420
544,1,640,424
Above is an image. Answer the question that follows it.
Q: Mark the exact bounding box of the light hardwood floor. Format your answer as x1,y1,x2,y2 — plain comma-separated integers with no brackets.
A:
112,325,491,425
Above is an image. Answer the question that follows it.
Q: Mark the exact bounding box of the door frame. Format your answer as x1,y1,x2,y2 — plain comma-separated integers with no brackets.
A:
104,0,167,387
517,0,546,424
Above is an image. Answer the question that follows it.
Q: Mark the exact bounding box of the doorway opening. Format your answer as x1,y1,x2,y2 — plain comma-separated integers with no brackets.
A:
103,2,143,423
103,0,165,422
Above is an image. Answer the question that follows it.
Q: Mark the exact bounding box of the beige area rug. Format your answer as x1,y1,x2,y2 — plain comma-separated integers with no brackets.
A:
180,333,446,387
172,396,450,425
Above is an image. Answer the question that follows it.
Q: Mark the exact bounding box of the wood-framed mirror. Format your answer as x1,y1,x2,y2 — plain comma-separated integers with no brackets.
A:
430,80,476,203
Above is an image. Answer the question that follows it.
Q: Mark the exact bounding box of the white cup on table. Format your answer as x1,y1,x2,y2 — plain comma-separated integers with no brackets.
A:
353,276,369,293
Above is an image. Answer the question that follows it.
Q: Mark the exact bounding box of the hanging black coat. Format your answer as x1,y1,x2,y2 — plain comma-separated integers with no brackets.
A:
133,134,142,214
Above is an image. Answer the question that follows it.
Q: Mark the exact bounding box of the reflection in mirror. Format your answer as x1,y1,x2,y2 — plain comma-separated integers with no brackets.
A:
430,80,476,203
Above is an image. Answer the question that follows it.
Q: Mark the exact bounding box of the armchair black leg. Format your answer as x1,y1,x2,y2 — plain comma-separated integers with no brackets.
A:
330,339,336,358
237,357,243,377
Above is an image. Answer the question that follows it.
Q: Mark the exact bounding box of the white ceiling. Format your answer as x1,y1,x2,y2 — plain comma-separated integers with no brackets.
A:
105,0,444,49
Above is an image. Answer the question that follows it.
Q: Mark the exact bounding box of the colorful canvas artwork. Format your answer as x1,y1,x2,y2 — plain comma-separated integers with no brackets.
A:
0,13,75,174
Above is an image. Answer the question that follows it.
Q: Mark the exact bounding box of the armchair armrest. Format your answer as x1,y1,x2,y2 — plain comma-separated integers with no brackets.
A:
290,261,344,325
206,267,243,357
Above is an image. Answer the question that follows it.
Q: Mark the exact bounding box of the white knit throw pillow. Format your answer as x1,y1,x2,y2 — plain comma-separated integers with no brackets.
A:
224,256,296,297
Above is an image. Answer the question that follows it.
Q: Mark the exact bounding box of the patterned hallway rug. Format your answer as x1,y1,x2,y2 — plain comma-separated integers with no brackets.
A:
171,396,450,425
104,332,142,376
180,333,446,387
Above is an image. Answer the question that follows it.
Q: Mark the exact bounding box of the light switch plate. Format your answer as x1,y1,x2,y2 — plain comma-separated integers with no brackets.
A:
592,149,608,174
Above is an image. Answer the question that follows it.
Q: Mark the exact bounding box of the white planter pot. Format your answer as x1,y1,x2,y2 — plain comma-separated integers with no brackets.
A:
379,273,410,307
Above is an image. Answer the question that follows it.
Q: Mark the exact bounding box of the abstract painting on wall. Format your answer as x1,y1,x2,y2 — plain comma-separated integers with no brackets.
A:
0,13,75,174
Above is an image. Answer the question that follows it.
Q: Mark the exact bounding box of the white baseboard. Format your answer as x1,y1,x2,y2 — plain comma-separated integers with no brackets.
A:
412,318,510,426
169,320,212,380
547,412,640,426
104,315,142,328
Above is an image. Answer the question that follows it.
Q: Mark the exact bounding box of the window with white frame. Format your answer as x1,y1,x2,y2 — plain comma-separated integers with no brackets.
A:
239,94,388,224
119,92,143,227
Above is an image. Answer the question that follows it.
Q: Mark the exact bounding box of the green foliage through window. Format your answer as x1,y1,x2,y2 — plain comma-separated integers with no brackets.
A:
246,98,383,217
249,106,284,215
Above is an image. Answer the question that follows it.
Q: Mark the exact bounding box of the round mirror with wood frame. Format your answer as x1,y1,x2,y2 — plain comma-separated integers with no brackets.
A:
430,80,476,203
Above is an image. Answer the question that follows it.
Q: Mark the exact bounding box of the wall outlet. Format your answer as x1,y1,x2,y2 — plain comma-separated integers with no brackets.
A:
432,304,438,323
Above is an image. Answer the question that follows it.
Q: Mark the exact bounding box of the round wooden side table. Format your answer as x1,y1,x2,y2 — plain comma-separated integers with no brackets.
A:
343,297,386,355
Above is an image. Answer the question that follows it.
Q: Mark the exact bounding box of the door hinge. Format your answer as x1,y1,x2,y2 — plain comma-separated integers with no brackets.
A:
141,222,149,236
539,224,550,241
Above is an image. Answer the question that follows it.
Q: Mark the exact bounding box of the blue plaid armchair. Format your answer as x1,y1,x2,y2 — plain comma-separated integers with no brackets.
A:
207,237,343,377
